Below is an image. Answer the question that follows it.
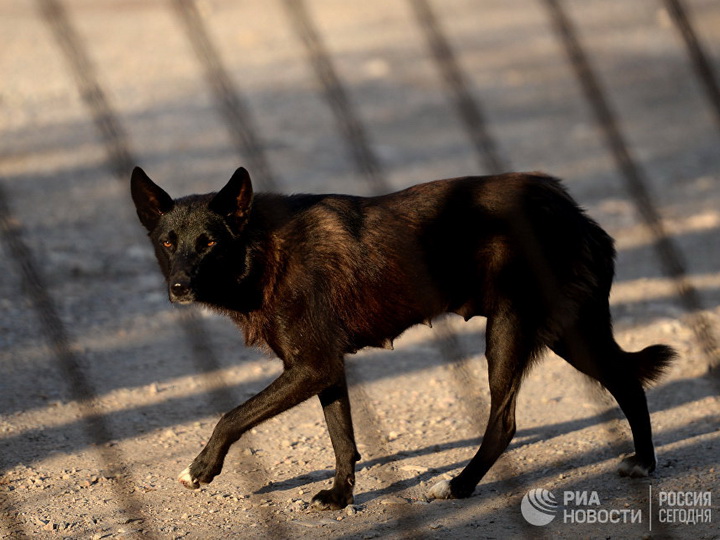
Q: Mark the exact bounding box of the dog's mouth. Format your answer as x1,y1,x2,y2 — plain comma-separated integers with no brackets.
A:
170,295,195,305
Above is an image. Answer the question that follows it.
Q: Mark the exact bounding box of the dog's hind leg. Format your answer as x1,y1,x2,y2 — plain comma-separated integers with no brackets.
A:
550,302,669,478
311,374,361,510
605,379,657,477
429,311,534,499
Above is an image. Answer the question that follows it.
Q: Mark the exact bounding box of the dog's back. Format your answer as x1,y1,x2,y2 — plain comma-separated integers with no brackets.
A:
237,173,615,357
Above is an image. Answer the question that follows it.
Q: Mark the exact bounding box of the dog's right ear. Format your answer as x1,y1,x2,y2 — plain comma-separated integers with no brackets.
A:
130,167,174,232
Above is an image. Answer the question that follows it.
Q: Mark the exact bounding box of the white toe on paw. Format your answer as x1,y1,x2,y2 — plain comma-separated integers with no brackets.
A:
310,498,329,511
427,479,453,500
618,457,651,478
178,467,200,489
618,462,649,478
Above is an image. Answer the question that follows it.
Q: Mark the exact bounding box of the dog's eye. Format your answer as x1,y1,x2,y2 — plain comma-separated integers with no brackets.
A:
207,240,217,247
162,240,173,248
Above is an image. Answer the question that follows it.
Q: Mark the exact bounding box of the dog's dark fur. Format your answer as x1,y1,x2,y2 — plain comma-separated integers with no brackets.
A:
131,167,674,509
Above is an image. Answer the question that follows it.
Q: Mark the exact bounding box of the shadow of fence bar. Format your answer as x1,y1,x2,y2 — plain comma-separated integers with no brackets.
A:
1,0,718,536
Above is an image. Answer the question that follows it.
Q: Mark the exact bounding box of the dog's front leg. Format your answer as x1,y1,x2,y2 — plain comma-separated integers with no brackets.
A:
178,366,329,490
312,375,361,510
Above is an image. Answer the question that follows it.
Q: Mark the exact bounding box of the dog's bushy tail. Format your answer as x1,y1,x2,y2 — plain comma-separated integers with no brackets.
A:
624,344,676,387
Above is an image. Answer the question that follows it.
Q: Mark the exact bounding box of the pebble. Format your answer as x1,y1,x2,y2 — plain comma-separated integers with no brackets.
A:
400,465,428,473
293,520,317,528
380,496,408,505
287,498,308,512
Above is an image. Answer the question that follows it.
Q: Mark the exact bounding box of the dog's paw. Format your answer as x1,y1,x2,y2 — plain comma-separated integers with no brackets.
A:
310,488,353,510
618,454,655,478
178,466,201,490
427,479,453,500
178,453,223,489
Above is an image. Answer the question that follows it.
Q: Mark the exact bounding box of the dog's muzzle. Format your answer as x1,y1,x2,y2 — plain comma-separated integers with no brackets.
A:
169,280,194,304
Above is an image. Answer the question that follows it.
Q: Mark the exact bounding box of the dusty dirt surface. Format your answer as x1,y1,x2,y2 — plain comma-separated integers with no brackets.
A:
1,1,719,538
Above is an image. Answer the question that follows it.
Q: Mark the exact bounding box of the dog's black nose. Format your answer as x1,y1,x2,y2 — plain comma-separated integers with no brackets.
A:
170,282,191,299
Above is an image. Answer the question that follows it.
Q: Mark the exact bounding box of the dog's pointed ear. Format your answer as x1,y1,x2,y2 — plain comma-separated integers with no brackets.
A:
130,167,174,232
209,167,254,225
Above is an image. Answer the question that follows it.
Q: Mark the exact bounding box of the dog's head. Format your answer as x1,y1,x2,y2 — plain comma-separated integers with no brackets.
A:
131,167,254,304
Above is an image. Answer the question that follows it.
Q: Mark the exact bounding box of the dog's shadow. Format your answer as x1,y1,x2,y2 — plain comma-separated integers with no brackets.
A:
254,375,718,504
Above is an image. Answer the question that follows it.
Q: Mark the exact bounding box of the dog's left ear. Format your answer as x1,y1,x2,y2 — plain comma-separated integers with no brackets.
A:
209,167,254,227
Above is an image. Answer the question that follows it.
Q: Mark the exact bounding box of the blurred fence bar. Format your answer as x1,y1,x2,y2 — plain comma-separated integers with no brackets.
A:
1,0,718,536
663,0,720,132
173,0,279,192
543,0,719,385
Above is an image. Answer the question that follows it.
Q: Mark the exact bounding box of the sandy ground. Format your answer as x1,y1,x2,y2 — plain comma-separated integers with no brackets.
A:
1,1,719,538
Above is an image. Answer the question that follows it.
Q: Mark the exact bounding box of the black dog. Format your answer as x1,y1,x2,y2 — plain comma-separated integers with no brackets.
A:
131,167,674,509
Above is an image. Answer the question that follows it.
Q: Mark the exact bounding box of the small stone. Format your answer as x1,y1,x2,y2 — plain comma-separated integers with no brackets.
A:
400,465,428,473
292,520,317,528
381,496,407,505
